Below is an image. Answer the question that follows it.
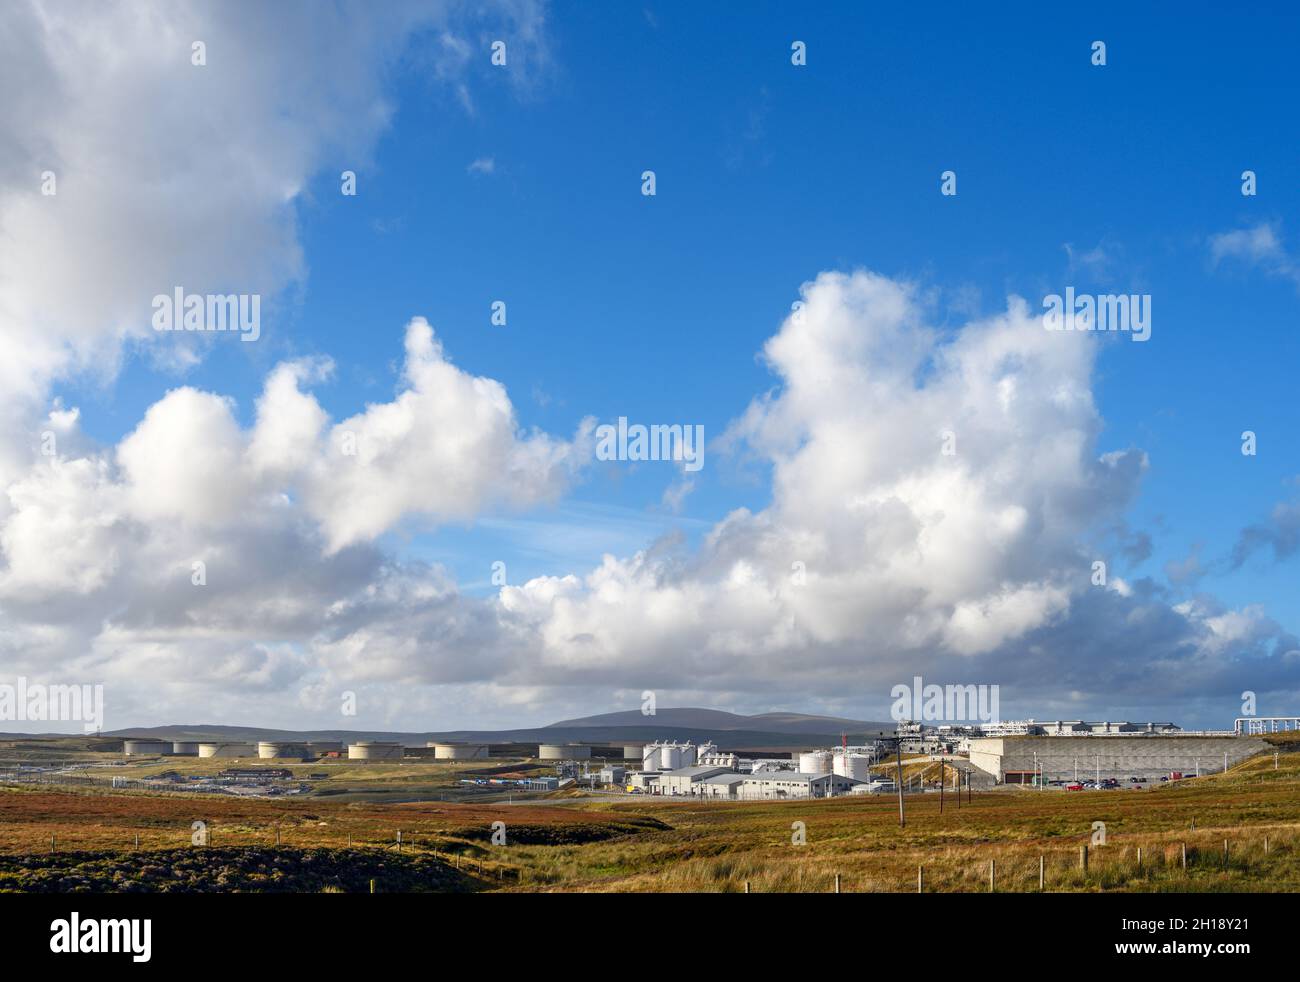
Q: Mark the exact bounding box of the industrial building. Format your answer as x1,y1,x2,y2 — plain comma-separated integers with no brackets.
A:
736,772,861,799
656,765,732,795
968,734,1269,784
698,773,747,797
346,741,404,760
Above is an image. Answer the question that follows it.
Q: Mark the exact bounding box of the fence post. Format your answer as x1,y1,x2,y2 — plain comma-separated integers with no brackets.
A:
369,878,376,894
989,859,995,893
1223,839,1229,865
1136,846,1142,868
1264,836,1269,855
1181,842,1187,870
917,865,923,893
744,880,750,894
834,873,841,894
1039,854,1045,891
1079,845,1088,871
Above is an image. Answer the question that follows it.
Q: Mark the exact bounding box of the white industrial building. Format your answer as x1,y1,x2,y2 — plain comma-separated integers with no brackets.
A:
736,772,861,799
656,765,731,795
644,762,863,800
699,774,748,797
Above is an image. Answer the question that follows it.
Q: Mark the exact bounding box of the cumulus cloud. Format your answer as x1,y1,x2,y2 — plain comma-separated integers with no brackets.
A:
0,315,588,726
2,269,1297,728
498,272,1150,688
0,0,550,490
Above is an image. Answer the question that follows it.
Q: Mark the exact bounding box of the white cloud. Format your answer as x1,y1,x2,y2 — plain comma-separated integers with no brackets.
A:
0,0,550,489
6,268,1291,729
1208,222,1300,288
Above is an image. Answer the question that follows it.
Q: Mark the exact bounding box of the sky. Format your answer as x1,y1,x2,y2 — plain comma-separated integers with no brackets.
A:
1,0,1298,732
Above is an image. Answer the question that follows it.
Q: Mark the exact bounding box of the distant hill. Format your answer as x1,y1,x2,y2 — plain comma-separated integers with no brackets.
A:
50,708,893,751
547,708,894,735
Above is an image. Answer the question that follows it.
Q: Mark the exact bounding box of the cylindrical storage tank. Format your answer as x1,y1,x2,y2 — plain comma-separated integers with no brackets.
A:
171,742,200,756
538,743,590,760
623,743,645,760
347,741,404,760
641,744,660,771
258,741,309,759
660,745,683,770
430,742,489,760
197,742,257,758
123,739,171,756
680,744,697,767
833,753,871,782
799,751,832,776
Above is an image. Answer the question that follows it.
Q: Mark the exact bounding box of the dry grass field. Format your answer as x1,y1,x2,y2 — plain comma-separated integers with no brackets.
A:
2,738,1299,892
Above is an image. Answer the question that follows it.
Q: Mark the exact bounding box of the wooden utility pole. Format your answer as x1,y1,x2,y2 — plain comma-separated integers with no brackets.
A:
896,739,905,828
939,757,945,814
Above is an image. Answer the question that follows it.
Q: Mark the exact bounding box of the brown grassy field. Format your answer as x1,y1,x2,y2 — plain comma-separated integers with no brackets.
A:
3,742,1300,892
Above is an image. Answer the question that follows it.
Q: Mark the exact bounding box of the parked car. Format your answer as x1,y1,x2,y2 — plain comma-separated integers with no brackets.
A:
1066,783,1084,791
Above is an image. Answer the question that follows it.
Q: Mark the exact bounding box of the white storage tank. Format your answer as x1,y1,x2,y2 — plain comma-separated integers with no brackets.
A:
197,742,257,758
660,745,683,770
539,743,590,760
833,752,872,782
347,741,404,760
641,744,661,771
430,742,489,760
170,742,200,756
258,741,310,759
123,739,171,756
799,751,832,776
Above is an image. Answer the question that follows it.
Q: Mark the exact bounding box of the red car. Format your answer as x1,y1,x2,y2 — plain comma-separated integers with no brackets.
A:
1066,782,1084,791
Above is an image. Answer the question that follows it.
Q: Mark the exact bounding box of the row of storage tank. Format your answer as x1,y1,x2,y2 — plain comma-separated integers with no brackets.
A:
798,750,873,781
122,739,405,760
123,740,615,760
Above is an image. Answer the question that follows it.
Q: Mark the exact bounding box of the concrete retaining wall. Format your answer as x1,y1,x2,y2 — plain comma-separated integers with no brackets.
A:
968,735,1268,783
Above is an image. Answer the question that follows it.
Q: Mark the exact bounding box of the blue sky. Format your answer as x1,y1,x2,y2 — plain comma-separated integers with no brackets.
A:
75,3,1300,611
6,1,1300,729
